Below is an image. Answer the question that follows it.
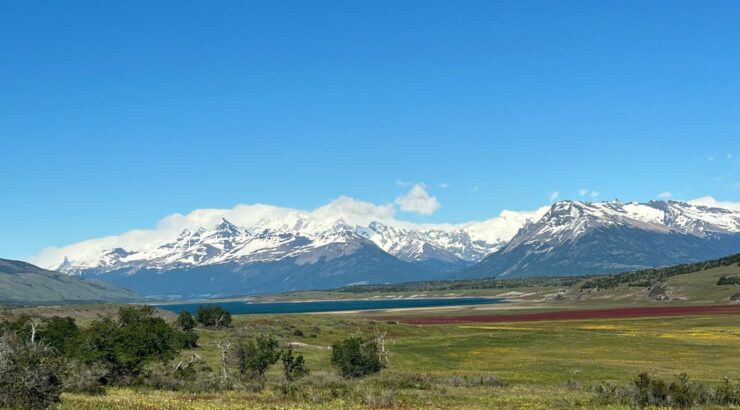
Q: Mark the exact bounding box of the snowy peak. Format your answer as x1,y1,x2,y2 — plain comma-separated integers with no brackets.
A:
213,218,244,237
466,199,740,279
501,199,740,254
56,199,740,278
647,200,740,236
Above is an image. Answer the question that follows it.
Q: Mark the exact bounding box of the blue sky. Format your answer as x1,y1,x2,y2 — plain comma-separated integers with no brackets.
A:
1,1,739,261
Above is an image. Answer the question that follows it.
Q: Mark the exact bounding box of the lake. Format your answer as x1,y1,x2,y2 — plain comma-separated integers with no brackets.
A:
155,297,504,315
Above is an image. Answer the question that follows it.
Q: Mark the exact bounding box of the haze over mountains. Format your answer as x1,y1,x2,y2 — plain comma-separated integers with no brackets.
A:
46,199,740,298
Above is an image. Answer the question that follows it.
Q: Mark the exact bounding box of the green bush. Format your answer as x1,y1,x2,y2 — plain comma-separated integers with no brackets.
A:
196,305,232,328
233,334,281,379
717,275,740,286
282,348,309,381
73,306,184,381
594,372,737,408
715,378,740,405
178,330,199,349
330,336,384,379
175,311,196,331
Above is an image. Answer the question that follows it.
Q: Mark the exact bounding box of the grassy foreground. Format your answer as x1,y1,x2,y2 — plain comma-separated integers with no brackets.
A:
51,309,740,409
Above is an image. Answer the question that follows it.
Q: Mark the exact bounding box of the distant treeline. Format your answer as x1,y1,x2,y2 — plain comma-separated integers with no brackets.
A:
337,276,584,294
581,253,740,290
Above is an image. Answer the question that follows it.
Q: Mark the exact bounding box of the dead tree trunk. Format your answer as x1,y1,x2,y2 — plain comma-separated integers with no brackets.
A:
25,319,45,345
215,341,231,381
375,330,389,365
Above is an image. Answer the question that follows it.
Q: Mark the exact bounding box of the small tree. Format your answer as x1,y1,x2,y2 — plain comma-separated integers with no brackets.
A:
281,348,309,381
175,311,196,331
331,336,384,378
196,305,232,328
41,316,80,355
233,334,281,379
74,306,183,380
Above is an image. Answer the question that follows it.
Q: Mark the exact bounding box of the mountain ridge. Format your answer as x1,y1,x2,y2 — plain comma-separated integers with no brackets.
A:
52,199,740,297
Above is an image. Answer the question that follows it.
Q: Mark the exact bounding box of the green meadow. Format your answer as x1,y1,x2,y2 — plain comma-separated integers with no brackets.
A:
52,308,740,409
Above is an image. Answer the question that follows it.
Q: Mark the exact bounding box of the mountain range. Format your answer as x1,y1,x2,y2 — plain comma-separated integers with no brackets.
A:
53,200,740,298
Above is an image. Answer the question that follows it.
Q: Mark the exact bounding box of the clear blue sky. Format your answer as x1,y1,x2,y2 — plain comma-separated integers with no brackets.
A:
1,1,739,260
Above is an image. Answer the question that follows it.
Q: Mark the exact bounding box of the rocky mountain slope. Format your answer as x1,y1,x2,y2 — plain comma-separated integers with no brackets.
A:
463,200,740,278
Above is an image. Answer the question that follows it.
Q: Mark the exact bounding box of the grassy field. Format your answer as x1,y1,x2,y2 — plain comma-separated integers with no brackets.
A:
47,306,740,409
10,257,739,408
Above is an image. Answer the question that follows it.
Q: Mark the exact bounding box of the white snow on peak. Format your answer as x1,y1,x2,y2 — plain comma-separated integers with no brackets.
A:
42,197,740,275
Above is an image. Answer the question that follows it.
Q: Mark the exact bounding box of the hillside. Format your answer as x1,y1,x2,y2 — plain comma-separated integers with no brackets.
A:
566,253,740,304
0,258,138,304
281,253,740,305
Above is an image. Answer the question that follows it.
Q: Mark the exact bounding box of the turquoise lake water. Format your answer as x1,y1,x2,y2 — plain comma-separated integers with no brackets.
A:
156,297,503,315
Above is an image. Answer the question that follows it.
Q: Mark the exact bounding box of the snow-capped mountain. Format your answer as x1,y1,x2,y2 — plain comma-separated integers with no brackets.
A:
55,199,740,297
463,200,740,278
58,218,513,277
56,213,525,296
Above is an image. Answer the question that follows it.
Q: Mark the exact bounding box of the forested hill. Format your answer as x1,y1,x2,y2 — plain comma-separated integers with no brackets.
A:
580,252,740,290
0,258,138,304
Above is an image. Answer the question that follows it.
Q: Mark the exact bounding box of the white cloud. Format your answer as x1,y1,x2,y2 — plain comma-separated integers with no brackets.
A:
658,191,672,199
548,191,560,202
470,186,479,193
461,206,550,244
394,179,413,187
579,188,599,198
437,182,449,189
395,184,441,215
30,196,400,269
31,192,556,270
687,196,740,212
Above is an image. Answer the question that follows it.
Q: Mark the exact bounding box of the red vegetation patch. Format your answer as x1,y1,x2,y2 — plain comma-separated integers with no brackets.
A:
395,305,740,325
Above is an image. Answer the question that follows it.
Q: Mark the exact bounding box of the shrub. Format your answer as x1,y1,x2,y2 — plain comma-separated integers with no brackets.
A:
715,378,740,405
0,333,64,409
178,330,199,349
62,360,106,395
196,305,232,328
282,348,309,381
330,336,384,379
634,372,669,406
73,306,184,381
40,316,80,355
175,311,196,331
233,334,281,379
293,328,305,337
5,315,80,356
669,373,708,408
717,275,740,286
594,372,726,408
